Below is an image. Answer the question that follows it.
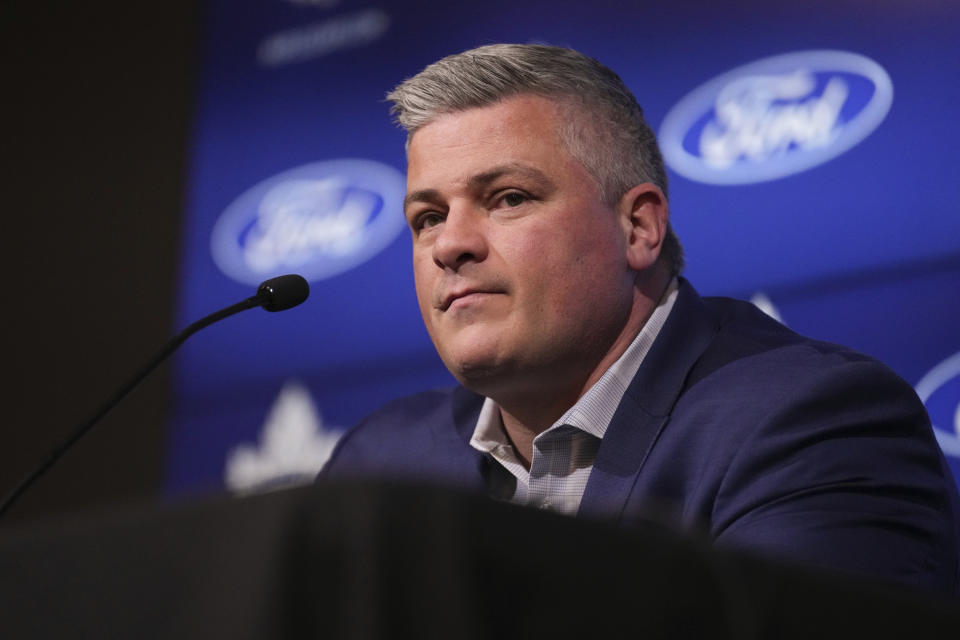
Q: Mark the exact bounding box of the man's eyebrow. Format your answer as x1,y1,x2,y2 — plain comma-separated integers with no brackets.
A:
403,164,554,212
404,188,442,213
466,164,554,191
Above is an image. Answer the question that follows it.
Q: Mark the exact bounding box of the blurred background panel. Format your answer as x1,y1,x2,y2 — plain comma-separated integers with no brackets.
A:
1,2,197,523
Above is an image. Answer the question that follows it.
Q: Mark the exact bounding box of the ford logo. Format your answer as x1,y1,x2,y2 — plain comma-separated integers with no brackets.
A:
915,351,960,459
211,159,407,285
658,50,893,185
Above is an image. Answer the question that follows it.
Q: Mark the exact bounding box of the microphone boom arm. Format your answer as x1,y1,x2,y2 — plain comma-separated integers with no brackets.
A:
0,275,308,519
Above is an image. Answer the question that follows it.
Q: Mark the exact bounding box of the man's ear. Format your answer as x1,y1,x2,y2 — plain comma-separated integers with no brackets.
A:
617,183,668,271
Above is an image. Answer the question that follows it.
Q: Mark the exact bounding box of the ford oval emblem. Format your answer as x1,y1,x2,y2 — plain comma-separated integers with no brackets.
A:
915,350,960,459
658,50,893,185
211,159,407,285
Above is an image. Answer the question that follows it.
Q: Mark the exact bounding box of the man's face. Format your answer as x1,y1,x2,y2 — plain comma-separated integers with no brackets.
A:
404,95,639,399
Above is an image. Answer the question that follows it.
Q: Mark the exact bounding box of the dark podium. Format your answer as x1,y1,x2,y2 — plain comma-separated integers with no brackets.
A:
1,480,958,638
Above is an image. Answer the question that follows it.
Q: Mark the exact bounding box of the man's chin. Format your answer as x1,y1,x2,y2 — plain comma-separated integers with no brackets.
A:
442,351,510,394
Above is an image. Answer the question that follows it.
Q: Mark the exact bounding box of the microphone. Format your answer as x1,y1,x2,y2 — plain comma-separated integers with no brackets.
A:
257,274,310,312
0,274,310,519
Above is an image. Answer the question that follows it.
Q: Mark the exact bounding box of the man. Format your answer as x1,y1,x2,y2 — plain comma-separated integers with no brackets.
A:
322,44,960,593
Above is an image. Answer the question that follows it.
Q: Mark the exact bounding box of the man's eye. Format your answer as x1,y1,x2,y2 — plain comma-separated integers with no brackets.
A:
501,192,528,207
417,213,444,230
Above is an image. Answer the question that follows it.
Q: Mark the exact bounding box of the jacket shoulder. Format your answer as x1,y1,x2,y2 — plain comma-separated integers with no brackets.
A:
320,386,483,479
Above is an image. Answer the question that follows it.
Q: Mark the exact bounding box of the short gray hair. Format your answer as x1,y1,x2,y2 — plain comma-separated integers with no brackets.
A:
386,43,684,274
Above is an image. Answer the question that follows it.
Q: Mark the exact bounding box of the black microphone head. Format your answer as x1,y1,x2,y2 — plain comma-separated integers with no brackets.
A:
257,274,310,312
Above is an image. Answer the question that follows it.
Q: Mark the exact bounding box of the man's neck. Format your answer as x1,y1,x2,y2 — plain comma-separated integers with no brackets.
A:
494,271,673,467
496,391,580,468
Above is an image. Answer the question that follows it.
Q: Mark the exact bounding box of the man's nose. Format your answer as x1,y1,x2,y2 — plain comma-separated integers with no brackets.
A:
432,207,488,270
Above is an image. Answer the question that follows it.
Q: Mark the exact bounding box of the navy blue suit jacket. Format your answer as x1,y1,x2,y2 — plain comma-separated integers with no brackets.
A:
323,280,960,593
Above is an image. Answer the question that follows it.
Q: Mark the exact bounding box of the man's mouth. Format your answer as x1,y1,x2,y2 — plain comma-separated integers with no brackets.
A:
440,288,502,311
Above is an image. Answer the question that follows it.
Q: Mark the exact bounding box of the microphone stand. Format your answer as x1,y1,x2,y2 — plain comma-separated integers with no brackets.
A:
0,275,308,519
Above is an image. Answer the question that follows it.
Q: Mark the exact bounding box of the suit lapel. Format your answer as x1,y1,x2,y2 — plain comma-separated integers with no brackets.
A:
578,280,718,522
432,385,487,491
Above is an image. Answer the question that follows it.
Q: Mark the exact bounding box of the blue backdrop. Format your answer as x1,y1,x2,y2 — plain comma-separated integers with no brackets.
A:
167,0,960,495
